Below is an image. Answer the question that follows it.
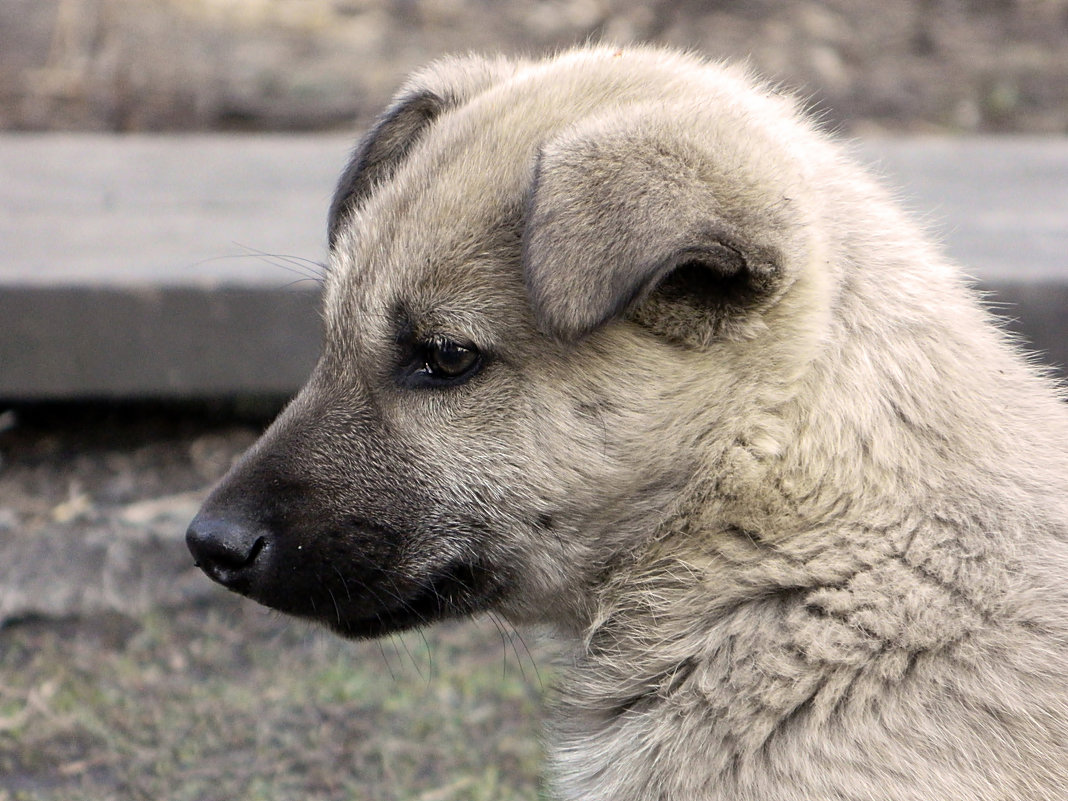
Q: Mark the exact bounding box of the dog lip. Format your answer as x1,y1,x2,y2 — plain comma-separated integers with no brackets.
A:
321,558,504,639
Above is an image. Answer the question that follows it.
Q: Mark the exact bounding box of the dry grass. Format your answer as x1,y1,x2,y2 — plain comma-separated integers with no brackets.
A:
0,594,557,800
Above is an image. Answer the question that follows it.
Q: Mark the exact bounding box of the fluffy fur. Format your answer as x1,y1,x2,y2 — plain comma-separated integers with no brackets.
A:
188,45,1068,800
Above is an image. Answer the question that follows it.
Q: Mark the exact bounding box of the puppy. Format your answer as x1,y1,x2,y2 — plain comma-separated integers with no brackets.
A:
188,45,1068,800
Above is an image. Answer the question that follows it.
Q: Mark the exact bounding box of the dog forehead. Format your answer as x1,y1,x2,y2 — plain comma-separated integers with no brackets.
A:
322,47,757,339
322,138,528,347
321,77,564,336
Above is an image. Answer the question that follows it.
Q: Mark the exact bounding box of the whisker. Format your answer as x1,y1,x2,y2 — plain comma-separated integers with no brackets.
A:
333,566,353,601
191,251,322,280
510,627,545,691
232,243,328,279
327,587,343,627
377,638,398,681
191,247,328,289
277,277,323,290
490,611,544,690
486,611,515,681
397,628,430,683
416,627,436,687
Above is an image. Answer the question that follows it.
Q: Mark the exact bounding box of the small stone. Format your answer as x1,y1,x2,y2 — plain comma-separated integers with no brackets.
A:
119,491,205,530
51,489,94,524
0,507,18,531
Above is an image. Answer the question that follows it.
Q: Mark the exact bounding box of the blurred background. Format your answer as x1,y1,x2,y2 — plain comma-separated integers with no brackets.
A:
0,2,1066,800
3,0,1068,134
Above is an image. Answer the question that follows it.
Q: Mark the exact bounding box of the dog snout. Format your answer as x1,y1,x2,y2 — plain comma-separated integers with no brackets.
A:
186,511,268,592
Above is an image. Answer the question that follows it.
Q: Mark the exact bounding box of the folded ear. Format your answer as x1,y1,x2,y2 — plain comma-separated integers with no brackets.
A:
328,55,520,248
522,110,808,345
328,91,444,248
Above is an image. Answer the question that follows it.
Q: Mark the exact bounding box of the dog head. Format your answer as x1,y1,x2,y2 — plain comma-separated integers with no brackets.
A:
186,46,831,636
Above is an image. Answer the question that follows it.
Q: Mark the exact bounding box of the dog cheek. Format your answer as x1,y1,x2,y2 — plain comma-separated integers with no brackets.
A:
431,439,633,625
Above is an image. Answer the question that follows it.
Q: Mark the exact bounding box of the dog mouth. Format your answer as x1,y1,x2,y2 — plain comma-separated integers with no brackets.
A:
311,558,503,639
188,506,502,638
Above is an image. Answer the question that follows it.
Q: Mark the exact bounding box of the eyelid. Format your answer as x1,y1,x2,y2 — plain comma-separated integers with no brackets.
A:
396,333,486,389
426,333,472,350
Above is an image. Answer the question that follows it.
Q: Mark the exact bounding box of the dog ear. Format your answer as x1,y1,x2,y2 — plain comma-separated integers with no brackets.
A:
328,90,445,248
522,112,804,345
329,55,521,248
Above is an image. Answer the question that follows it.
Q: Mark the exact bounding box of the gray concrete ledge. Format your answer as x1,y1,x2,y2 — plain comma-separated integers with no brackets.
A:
1,135,1066,399
0,286,320,398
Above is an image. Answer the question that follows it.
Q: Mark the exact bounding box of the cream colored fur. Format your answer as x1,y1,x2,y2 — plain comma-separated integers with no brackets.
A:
332,46,1068,801
196,45,1068,800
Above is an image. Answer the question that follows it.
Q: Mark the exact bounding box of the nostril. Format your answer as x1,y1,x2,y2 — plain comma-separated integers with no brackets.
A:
245,535,266,566
186,513,269,585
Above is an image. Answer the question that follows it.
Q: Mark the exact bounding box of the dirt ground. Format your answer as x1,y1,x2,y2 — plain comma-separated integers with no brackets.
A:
0,404,558,800
2,0,1068,134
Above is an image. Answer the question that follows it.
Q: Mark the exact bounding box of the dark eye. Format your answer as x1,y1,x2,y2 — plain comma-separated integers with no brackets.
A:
419,335,482,383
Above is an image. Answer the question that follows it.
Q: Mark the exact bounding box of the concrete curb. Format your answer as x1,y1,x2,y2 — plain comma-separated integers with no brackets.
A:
0,286,320,398
1,135,1065,399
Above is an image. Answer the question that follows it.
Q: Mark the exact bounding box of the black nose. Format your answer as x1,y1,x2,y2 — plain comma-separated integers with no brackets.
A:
185,513,268,592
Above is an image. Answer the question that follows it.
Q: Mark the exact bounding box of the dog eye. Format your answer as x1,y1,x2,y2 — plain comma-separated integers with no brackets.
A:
421,336,481,382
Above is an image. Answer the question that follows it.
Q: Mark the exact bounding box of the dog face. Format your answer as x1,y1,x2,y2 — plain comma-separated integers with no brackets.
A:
186,46,827,637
